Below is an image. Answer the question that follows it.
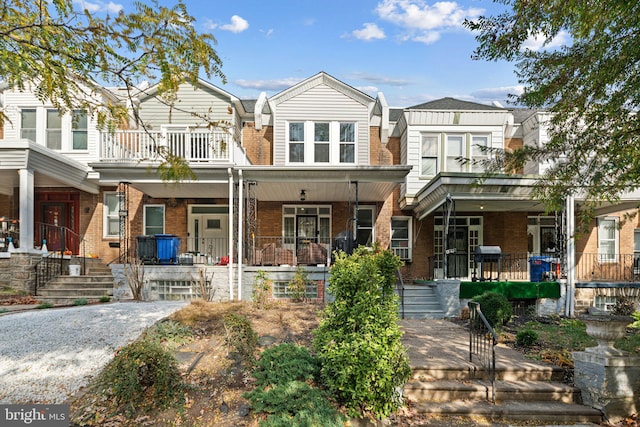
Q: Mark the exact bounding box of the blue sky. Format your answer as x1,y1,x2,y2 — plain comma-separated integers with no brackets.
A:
78,0,562,108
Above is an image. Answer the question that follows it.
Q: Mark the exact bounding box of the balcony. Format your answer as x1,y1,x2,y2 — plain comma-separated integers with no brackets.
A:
99,128,232,163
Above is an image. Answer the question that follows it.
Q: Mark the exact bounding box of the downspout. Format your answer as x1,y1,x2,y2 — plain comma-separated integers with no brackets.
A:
238,169,244,301
565,194,576,317
228,168,234,300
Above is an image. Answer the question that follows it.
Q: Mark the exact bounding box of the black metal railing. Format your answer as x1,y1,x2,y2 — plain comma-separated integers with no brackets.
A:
396,268,405,319
468,301,498,403
34,225,86,295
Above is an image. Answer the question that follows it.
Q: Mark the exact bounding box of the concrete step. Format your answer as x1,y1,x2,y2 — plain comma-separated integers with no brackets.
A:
411,364,565,382
409,400,602,424
37,287,113,297
397,285,445,319
36,295,113,305
405,379,581,404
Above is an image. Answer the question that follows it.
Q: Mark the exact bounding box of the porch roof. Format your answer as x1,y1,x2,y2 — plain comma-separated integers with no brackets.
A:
240,165,412,202
0,141,99,195
409,172,546,219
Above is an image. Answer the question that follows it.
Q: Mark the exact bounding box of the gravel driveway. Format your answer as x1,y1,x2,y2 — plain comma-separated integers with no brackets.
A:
0,301,187,404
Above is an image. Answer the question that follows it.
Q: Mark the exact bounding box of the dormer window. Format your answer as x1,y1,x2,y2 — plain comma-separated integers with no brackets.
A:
287,121,357,165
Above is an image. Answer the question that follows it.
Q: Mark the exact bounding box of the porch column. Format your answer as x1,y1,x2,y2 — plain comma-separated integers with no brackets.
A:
228,168,234,300
18,168,35,251
237,169,244,301
565,194,576,317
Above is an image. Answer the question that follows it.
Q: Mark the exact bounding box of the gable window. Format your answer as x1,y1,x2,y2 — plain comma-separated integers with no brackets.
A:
46,109,62,150
421,134,439,176
288,122,305,163
104,192,121,238
144,205,165,235
391,217,412,261
446,135,465,172
20,109,37,142
72,110,88,150
314,122,330,163
598,217,618,262
339,122,355,163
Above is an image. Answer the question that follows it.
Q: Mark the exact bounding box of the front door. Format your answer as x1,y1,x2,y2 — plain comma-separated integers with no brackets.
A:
188,206,228,262
42,203,66,251
297,215,317,264
447,227,469,278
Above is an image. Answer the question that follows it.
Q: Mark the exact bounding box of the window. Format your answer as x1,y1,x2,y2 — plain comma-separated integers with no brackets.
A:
104,193,121,238
46,109,62,149
355,206,375,247
471,135,489,172
339,123,355,163
594,295,617,312
446,135,465,172
20,109,37,142
72,110,88,150
598,217,618,262
314,122,330,163
421,134,439,176
391,217,411,260
144,205,165,235
288,122,305,163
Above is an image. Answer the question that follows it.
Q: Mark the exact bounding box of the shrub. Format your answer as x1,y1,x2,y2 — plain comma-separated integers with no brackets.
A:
35,302,54,309
98,339,184,415
287,266,311,302
245,343,345,427
313,245,410,419
145,320,193,349
72,298,88,306
223,312,258,367
99,295,111,303
473,291,512,328
516,330,538,347
252,270,272,309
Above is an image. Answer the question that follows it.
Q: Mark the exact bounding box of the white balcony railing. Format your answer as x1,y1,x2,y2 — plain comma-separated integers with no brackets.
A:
100,128,232,162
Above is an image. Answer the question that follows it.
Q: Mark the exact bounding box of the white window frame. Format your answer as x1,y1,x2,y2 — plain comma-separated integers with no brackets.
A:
314,122,330,163
71,109,88,150
144,204,165,236
391,216,412,261
46,108,62,150
597,216,618,263
470,134,490,173
355,205,376,247
420,133,440,177
286,121,357,165
445,134,465,172
103,192,121,238
20,108,37,142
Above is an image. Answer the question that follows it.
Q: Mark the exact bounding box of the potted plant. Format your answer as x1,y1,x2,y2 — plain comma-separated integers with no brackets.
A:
580,296,636,355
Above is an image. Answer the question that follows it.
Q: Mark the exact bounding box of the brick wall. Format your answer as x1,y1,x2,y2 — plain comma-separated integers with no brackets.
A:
242,122,273,165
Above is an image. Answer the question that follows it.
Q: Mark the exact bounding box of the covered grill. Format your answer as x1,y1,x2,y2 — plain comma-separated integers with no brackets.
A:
473,246,501,282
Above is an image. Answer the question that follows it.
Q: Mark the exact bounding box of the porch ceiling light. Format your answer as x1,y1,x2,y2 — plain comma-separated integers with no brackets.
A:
300,189,306,201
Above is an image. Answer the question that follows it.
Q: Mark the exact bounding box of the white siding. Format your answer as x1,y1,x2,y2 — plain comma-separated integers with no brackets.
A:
272,85,370,166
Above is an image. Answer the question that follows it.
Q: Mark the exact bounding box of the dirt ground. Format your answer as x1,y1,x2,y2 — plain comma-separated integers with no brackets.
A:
68,300,637,427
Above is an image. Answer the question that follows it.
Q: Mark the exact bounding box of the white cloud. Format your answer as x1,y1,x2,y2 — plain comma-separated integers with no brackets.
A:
352,23,386,41
73,0,123,14
233,77,304,91
220,15,249,33
346,72,411,87
374,0,483,44
522,30,570,52
471,85,525,105
355,85,380,94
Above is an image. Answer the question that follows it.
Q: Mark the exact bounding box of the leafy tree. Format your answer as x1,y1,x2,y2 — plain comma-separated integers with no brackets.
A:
466,1,640,221
0,0,224,134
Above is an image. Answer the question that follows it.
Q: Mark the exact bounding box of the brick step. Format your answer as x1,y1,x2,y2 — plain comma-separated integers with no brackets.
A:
405,379,581,403
409,400,602,424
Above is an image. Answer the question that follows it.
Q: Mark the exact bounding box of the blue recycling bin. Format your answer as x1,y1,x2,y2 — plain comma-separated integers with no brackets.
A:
529,256,555,282
155,234,180,264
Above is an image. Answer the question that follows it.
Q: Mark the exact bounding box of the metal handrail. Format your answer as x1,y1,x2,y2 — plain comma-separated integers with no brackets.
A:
34,225,86,295
468,301,498,403
396,268,405,318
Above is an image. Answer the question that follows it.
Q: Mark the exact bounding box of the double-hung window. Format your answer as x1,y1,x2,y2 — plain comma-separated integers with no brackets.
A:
46,109,62,150
20,109,37,142
355,206,375,247
339,123,355,163
314,123,330,163
104,193,121,238
288,122,305,163
598,217,618,262
144,205,165,235
421,134,439,176
391,217,412,261
446,135,465,172
471,135,489,172
72,110,88,150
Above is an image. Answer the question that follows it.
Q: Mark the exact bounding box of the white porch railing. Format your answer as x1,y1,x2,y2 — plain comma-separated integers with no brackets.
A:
100,128,232,162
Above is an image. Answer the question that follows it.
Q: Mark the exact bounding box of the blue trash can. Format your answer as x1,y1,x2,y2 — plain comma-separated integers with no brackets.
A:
156,234,180,264
529,256,554,282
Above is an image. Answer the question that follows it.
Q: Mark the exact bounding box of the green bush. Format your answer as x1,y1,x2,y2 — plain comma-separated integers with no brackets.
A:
98,339,184,415
287,266,311,301
516,330,538,347
223,312,258,367
245,343,345,427
252,270,273,309
72,298,88,306
35,302,54,309
313,245,411,419
99,295,111,303
473,291,512,328
145,320,193,349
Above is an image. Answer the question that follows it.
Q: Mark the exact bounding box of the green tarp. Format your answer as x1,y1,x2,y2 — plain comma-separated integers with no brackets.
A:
459,281,560,300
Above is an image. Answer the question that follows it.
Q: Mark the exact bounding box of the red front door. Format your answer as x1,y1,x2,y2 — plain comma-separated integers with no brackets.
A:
35,192,80,254
42,203,66,251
